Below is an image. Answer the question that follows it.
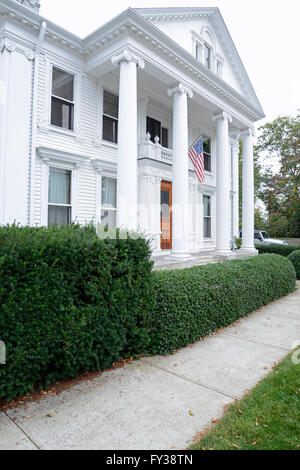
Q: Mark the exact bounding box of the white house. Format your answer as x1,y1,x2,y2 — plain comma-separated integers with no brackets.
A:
0,0,265,257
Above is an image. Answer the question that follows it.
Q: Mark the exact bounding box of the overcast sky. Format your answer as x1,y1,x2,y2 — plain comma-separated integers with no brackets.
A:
40,0,300,126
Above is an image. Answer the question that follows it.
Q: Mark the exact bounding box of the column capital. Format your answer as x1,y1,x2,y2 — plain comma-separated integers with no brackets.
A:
230,131,240,149
240,128,255,138
212,111,232,123
167,83,193,99
111,49,145,69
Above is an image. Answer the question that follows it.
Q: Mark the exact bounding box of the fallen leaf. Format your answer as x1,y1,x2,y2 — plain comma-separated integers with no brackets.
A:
231,444,240,449
46,413,54,418
189,410,194,416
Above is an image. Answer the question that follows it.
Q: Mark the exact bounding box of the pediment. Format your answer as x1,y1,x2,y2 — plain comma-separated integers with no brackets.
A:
135,7,264,116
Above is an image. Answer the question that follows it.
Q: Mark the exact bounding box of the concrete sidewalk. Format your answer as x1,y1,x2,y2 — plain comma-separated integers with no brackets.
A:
1,282,299,450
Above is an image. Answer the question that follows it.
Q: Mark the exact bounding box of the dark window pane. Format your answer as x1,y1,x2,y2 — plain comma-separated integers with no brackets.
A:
48,205,71,226
162,128,169,148
204,44,211,69
103,90,119,118
51,97,74,130
203,137,211,154
204,154,211,172
103,115,118,143
147,116,161,143
52,67,74,101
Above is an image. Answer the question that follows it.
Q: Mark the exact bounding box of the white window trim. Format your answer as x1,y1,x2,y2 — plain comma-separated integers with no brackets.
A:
91,158,117,225
203,194,212,240
100,175,117,229
101,87,119,146
38,58,83,141
37,147,89,226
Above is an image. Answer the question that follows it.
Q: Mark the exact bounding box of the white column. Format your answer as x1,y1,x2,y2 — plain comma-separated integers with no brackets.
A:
168,83,193,256
213,111,232,255
241,129,256,251
231,133,240,240
112,49,145,231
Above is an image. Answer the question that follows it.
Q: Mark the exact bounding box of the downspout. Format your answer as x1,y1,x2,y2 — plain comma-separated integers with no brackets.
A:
29,20,47,226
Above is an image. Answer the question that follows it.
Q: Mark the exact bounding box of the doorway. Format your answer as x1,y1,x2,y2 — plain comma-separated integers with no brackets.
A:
160,181,172,250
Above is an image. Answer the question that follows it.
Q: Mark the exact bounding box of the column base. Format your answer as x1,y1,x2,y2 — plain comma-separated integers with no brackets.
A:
239,247,258,257
170,252,193,260
215,249,234,259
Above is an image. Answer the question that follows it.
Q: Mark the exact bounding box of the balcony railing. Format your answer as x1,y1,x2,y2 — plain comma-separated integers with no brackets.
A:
138,133,173,164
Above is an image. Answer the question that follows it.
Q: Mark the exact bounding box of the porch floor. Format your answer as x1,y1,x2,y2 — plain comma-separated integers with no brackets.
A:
152,250,257,271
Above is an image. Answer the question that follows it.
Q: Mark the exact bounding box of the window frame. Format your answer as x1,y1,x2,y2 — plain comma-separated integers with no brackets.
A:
101,176,117,229
50,66,75,132
203,136,212,173
48,166,72,227
102,89,119,144
203,195,212,239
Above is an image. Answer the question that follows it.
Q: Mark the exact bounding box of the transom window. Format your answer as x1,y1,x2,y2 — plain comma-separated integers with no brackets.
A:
203,195,212,238
204,44,211,70
203,137,212,172
101,177,117,228
146,116,169,148
48,168,72,226
51,67,74,131
103,90,119,144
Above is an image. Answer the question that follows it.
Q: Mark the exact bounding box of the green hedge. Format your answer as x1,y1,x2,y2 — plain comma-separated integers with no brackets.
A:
149,255,296,355
255,244,300,257
0,224,153,401
287,250,300,279
0,225,296,402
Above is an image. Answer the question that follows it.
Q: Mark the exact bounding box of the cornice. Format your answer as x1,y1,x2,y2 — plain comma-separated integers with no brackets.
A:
37,146,89,168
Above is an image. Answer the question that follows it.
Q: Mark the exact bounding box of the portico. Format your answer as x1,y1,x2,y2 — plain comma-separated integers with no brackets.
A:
108,46,256,257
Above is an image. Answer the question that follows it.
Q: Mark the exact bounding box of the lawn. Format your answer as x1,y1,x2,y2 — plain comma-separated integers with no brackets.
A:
190,352,300,450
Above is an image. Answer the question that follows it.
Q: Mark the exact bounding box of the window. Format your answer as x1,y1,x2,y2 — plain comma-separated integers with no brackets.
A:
147,117,169,148
203,137,212,172
204,44,211,70
162,127,169,148
51,67,74,130
203,195,211,238
103,90,119,143
101,177,117,228
48,168,72,226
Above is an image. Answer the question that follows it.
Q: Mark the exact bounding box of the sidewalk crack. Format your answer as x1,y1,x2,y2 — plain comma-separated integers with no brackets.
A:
4,412,41,450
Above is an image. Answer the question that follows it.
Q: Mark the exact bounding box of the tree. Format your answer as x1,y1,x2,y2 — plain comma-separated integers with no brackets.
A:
255,114,300,237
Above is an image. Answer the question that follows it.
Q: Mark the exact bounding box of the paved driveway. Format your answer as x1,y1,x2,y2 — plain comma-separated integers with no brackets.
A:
1,282,299,450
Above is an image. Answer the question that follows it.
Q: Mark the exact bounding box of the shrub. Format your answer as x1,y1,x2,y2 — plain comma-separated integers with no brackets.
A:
287,250,300,280
149,254,296,355
0,224,154,401
255,244,300,257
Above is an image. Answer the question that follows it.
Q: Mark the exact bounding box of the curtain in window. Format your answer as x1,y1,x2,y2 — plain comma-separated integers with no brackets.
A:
49,168,71,204
102,177,116,208
48,206,71,226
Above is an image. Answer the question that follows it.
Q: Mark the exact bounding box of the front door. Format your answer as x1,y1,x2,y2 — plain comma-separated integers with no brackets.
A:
161,181,172,250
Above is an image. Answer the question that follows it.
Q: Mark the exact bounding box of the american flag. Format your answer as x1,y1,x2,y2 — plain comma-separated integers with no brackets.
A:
189,136,205,183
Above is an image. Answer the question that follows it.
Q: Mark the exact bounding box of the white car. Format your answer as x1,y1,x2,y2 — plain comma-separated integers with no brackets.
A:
239,230,289,246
